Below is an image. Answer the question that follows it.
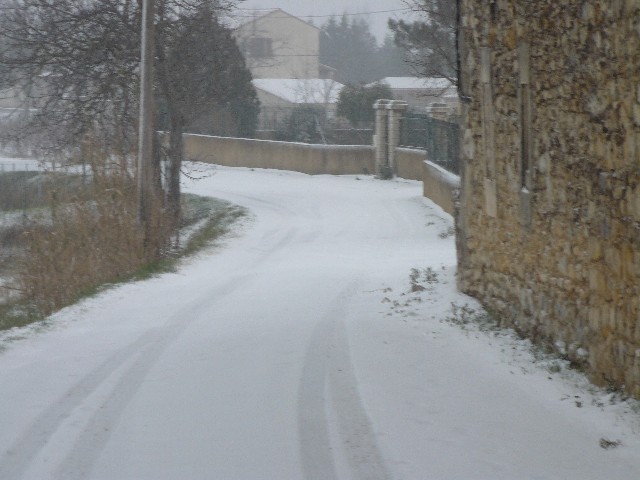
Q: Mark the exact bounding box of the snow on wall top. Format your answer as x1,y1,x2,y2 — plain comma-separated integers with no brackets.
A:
252,78,345,104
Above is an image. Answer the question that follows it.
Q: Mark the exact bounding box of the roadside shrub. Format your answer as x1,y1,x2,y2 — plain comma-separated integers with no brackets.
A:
277,105,327,144
337,82,393,128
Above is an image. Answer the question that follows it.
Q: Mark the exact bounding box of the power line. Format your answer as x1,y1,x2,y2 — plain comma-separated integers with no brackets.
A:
232,8,411,19
265,54,320,57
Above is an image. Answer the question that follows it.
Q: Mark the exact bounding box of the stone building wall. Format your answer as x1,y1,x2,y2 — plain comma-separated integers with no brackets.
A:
457,0,640,396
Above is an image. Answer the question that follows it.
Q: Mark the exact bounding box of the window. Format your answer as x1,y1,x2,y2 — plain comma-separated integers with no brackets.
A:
248,37,273,58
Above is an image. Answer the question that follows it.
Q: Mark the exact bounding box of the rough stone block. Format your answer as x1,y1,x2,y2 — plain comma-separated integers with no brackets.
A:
484,178,498,217
603,247,622,276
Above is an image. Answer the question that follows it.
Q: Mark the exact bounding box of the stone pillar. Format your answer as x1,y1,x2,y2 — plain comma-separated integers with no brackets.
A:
373,99,391,178
386,100,408,177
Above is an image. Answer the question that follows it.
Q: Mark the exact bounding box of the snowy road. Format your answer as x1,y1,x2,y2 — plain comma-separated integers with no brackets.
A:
1,165,639,480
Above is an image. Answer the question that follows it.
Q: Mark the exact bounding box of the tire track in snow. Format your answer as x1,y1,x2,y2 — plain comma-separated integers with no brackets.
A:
328,317,393,480
298,291,343,480
298,283,391,480
1,188,317,479
212,191,321,262
0,274,251,480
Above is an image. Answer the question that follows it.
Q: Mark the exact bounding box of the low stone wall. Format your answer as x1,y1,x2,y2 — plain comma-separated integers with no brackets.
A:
422,161,459,216
183,134,375,176
394,147,425,181
181,134,457,222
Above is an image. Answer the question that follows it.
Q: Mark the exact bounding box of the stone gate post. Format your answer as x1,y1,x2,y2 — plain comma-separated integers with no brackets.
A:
386,100,408,177
373,99,391,178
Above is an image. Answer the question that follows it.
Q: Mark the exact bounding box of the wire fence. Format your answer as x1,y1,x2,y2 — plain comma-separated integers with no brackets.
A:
399,114,460,174
0,163,38,218
0,162,43,216
0,159,115,307
0,162,59,284
0,160,95,222
0,161,39,304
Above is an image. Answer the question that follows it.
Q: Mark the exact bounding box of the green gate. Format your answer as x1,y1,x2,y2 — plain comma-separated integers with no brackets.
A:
400,114,460,174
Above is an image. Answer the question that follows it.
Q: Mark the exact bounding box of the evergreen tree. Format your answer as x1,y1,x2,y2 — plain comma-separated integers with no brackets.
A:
372,34,413,80
337,83,393,128
320,15,413,85
320,15,379,84
157,6,259,139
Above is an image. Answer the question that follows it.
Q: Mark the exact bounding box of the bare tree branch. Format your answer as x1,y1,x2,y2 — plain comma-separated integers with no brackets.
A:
388,0,458,86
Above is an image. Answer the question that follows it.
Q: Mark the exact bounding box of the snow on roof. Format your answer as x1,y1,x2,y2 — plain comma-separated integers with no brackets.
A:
377,77,454,90
252,79,345,104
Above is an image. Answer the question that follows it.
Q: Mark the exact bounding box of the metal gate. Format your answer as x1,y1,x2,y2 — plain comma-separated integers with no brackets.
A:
400,114,460,174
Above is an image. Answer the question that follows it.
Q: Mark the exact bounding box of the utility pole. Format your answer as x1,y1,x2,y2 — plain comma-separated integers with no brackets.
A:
137,0,156,230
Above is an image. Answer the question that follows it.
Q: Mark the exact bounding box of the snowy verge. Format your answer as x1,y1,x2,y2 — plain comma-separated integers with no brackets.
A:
346,263,640,479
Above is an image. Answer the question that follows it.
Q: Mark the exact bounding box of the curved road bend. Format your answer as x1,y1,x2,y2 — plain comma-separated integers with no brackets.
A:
0,166,444,480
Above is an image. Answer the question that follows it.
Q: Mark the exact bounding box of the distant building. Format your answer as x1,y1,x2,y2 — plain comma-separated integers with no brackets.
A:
252,78,344,130
234,9,342,133
375,77,459,118
235,9,325,79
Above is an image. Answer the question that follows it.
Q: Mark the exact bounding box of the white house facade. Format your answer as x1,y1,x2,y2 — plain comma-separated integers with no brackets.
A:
235,9,320,79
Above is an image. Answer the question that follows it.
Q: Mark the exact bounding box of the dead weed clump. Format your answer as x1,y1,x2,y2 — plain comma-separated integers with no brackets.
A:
17,148,169,315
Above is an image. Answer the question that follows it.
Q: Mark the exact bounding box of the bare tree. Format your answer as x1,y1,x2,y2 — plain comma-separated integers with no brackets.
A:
0,0,257,229
0,0,142,155
388,0,458,85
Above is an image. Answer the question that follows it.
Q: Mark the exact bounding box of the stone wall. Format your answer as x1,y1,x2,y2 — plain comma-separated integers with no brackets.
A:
180,133,458,221
395,147,426,181
423,161,459,216
457,0,640,396
182,134,375,176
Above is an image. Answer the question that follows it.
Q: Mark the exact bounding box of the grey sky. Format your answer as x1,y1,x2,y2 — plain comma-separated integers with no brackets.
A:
236,0,414,42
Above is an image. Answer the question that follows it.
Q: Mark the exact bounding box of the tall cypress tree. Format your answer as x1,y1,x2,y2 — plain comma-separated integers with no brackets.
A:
320,15,379,84
320,15,413,84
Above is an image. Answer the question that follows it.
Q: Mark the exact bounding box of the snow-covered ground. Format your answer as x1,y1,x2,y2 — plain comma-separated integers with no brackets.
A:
0,164,639,480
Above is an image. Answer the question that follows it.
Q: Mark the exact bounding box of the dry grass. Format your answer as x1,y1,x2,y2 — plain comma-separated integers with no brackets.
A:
19,178,142,314
1,138,245,326
0,171,87,306
14,141,171,315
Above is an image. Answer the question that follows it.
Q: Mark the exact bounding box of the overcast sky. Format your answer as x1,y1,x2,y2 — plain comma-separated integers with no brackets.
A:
236,0,414,42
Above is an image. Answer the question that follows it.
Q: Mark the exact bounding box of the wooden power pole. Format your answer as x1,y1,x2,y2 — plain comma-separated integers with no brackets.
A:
137,0,156,230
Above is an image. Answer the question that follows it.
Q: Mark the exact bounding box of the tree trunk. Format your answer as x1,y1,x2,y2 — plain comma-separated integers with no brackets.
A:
152,129,163,194
167,118,183,231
